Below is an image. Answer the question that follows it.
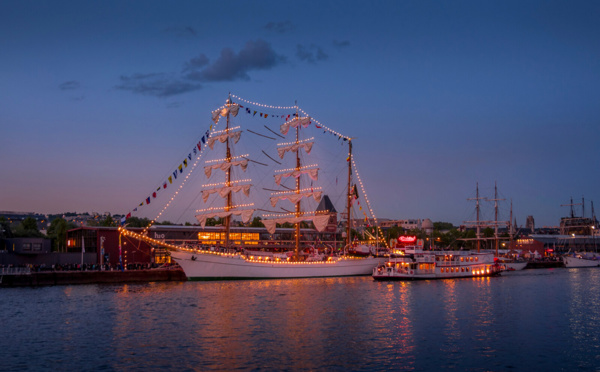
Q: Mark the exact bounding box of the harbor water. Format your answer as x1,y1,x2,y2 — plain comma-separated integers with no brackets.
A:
2,267,600,371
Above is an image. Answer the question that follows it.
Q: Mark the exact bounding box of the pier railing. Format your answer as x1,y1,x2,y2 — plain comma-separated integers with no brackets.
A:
0,267,32,276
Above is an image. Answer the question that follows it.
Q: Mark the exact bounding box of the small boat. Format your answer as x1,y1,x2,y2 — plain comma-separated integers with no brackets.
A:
496,257,528,271
563,253,600,268
372,248,502,280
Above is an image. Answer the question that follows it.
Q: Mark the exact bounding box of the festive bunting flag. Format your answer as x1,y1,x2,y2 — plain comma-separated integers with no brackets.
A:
188,153,192,160
156,187,160,192
146,197,151,204
201,136,205,144
197,142,202,151
138,202,143,207
178,164,183,173
193,147,197,155
163,182,167,189
133,208,138,212
183,159,188,167
173,171,178,179
168,176,173,184
253,111,257,116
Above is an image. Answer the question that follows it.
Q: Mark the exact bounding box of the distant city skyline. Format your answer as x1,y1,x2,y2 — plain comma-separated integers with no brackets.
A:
1,1,599,227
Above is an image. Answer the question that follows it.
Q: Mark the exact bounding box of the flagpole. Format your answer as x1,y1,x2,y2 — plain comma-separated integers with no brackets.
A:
81,234,85,270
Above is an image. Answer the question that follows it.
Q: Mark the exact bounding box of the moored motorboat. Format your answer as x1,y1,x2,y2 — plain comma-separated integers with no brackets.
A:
372,249,502,280
563,253,600,268
496,257,528,271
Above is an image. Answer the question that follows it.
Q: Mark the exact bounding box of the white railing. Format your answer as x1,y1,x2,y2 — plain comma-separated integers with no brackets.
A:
0,267,32,276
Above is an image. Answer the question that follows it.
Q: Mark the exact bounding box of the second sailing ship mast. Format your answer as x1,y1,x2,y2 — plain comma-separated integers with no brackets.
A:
346,140,352,251
224,95,232,249
294,102,301,261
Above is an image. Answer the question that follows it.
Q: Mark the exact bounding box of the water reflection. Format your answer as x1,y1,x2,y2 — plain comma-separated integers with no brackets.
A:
3,271,600,371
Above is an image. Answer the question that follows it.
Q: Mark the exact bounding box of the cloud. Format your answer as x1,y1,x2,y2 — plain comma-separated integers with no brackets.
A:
163,26,197,38
185,39,285,82
296,44,328,63
59,80,81,90
115,73,202,97
265,21,295,34
182,54,209,73
333,40,350,49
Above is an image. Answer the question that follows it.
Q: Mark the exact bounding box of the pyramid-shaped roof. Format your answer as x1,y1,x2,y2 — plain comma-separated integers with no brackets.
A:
315,195,337,213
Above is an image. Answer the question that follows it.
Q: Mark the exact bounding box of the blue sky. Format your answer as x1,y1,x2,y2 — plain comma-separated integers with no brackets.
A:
1,1,599,227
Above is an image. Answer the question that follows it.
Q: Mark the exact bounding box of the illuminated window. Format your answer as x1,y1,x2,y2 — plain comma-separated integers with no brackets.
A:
460,257,464,262
461,268,465,272
466,267,469,272
475,257,478,262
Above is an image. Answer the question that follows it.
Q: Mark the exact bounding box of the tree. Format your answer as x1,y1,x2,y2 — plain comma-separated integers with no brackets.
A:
483,227,495,238
0,216,13,238
126,217,152,228
13,217,45,238
47,217,75,252
433,221,454,231
205,218,223,226
250,217,264,227
99,214,116,227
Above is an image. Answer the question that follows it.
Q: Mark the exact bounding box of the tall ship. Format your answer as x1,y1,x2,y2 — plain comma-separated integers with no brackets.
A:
148,95,388,279
560,197,599,268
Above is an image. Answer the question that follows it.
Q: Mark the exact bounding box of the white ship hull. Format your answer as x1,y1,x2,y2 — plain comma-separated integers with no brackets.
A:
563,256,600,268
498,261,528,271
171,249,386,280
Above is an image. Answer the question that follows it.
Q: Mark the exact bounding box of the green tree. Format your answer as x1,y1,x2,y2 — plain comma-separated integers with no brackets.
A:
250,217,264,227
0,216,13,238
99,214,116,227
47,217,75,252
125,217,152,228
433,221,454,231
205,218,223,226
483,227,495,238
13,217,44,238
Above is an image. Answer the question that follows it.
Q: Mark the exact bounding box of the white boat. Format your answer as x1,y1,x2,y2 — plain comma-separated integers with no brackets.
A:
167,95,387,279
372,249,502,280
563,253,600,268
496,257,528,271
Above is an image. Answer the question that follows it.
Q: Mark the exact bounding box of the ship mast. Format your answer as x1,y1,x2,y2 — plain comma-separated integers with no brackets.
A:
346,140,353,250
224,96,232,248
467,183,483,252
294,102,301,261
488,181,504,256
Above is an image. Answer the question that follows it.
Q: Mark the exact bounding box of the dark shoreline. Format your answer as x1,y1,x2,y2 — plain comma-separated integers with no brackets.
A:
0,268,187,287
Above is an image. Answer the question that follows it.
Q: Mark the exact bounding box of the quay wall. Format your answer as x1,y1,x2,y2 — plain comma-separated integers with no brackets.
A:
0,268,187,287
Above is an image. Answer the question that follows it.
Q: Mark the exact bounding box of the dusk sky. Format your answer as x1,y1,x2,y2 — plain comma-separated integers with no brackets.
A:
1,1,599,227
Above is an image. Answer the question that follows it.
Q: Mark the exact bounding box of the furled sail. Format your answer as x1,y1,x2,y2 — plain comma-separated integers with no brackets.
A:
276,141,314,159
270,191,322,207
212,103,240,124
204,159,248,178
207,130,242,150
280,116,311,135
274,168,319,186
196,209,255,228
201,184,251,203
262,215,330,234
